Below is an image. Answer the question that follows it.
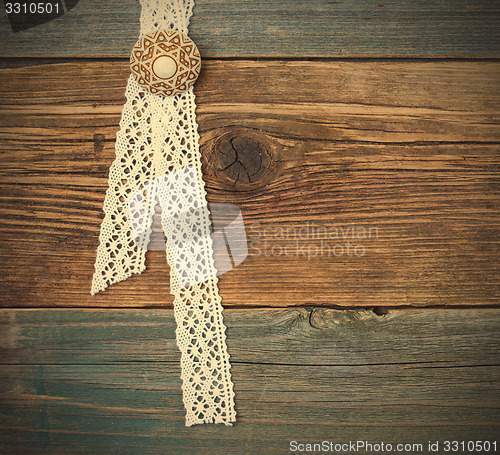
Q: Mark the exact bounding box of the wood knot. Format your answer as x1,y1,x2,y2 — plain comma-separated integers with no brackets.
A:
211,130,278,189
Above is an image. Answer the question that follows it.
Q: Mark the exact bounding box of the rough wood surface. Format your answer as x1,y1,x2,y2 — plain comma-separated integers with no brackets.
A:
0,308,498,454
0,61,499,308
0,0,499,58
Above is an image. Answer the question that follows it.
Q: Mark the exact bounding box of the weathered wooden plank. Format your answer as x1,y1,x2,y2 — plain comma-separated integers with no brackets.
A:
0,308,498,454
1,308,499,365
0,61,499,308
0,0,499,58
1,61,499,143
0,61,498,308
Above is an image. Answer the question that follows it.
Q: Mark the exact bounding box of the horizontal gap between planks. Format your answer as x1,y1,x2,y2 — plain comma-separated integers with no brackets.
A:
1,304,500,311
1,56,500,69
0,362,498,368
2,137,499,147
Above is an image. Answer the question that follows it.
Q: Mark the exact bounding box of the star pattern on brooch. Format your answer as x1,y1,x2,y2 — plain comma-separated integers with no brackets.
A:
130,29,201,97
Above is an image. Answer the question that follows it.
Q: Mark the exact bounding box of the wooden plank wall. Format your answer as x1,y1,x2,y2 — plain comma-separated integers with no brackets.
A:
0,0,499,453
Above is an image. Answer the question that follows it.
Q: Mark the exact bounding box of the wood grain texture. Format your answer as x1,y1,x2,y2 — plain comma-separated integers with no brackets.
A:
0,61,499,308
0,0,499,58
0,308,498,454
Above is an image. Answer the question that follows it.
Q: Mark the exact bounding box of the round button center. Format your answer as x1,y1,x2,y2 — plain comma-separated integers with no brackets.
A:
152,56,177,79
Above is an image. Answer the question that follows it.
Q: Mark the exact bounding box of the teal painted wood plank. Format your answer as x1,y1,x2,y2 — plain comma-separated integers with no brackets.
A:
0,0,499,58
0,309,499,454
1,308,500,366
1,363,498,454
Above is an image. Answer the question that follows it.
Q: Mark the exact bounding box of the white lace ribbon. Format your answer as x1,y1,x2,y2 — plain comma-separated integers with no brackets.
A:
91,0,236,426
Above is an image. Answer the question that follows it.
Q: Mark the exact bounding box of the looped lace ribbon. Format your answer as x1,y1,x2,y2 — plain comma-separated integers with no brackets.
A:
91,0,236,426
